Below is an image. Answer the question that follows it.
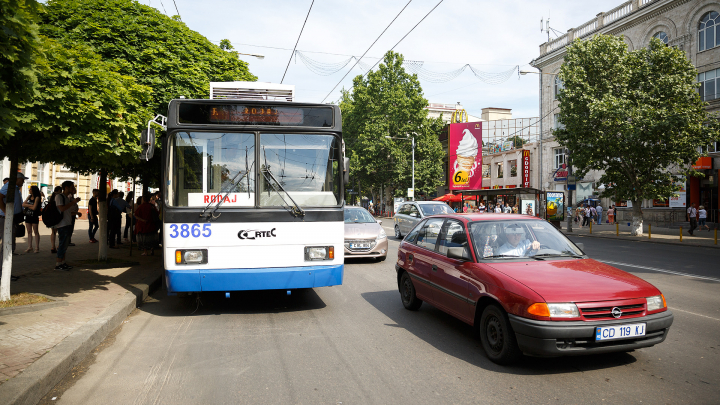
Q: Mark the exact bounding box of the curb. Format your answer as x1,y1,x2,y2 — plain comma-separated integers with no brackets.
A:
0,271,162,405
565,232,720,249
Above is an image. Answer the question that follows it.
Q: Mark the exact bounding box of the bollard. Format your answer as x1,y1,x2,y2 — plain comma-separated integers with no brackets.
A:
616,222,619,236
589,221,592,234
680,226,682,242
648,224,651,239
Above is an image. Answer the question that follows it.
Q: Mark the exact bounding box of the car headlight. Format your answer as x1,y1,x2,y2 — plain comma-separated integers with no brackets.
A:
527,302,579,318
646,295,666,311
377,229,387,240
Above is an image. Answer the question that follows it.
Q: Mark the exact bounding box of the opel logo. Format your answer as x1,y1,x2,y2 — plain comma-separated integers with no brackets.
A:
611,307,622,318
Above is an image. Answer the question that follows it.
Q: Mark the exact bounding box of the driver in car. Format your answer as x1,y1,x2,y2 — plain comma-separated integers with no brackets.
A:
497,224,541,256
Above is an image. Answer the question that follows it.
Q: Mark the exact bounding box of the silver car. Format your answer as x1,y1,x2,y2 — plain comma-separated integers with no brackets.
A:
344,207,388,261
393,201,453,239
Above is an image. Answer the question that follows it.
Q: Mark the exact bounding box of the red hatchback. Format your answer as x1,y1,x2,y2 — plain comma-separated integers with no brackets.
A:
395,213,673,364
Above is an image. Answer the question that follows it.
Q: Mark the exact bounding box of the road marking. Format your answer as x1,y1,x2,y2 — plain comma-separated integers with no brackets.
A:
599,260,720,283
671,308,720,322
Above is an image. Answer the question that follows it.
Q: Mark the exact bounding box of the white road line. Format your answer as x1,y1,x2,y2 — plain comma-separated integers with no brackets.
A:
670,308,720,322
599,260,720,283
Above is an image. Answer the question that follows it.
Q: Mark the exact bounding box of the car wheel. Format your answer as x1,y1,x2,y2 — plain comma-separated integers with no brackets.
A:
479,304,522,365
376,255,387,262
399,272,422,311
394,225,402,239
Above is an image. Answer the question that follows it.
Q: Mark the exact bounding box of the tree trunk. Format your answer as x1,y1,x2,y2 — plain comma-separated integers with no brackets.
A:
630,200,643,236
98,169,108,261
1,157,19,301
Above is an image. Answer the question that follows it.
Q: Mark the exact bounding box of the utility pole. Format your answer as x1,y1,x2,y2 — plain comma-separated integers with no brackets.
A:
566,149,573,233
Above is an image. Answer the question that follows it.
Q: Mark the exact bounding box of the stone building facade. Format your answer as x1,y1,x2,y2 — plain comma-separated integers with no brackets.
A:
530,0,720,224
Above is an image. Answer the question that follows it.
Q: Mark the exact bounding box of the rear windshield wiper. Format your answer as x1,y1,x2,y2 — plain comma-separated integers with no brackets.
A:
261,166,305,218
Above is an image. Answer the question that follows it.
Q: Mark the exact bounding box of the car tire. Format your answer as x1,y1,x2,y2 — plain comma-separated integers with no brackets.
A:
394,225,402,239
376,255,387,262
479,304,522,365
399,271,422,311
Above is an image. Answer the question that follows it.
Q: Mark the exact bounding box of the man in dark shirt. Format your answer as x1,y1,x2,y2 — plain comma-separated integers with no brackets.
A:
88,189,99,243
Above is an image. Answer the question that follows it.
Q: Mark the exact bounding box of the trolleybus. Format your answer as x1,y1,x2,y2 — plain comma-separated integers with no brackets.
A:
147,99,348,294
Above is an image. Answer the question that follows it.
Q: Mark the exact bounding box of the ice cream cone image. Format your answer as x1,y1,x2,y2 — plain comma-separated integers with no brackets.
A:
456,155,476,172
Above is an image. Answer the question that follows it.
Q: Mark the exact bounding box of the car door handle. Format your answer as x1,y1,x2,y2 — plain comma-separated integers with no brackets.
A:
432,265,438,272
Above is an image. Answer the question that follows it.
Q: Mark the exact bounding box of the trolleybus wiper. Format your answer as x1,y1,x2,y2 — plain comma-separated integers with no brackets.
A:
199,167,252,220
261,167,305,218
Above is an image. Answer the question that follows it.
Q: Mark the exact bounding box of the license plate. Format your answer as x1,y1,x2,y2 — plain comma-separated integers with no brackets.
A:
595,323,646,341
350,243,370,249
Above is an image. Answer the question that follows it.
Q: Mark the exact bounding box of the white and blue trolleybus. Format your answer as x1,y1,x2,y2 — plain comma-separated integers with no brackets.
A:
147,98,348,295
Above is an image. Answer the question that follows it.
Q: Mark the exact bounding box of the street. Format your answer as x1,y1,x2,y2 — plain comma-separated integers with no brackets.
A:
42,220,720,405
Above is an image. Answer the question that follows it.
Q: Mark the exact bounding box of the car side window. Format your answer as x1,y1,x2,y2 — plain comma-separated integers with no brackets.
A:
415,218,444,251
405,219,425,243
438,219,468,255
408,205,420,218
399,204,410,215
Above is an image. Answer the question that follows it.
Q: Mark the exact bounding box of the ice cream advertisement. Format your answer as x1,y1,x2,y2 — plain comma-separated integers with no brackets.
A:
449,122,482,190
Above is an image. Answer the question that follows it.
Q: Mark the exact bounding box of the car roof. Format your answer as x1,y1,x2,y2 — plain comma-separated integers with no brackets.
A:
421,213,543,223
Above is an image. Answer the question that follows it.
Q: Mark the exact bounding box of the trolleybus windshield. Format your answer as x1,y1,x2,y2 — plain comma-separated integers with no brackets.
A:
167,132,341,208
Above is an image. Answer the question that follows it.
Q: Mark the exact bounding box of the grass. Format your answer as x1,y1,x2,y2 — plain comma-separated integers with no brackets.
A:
0,292,52,308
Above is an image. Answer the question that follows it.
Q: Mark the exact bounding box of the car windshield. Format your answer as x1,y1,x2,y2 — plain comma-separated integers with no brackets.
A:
418,203,453,216
344,208,375,223
469,220,584,260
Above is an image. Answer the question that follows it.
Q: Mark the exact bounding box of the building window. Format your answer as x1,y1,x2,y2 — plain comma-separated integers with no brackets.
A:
653,31,669,45
553,114,565,130
553,76,564,99
496,162,504,178
553,148,565,169
699,11,720,52
509,160,518,177
699,68,719,101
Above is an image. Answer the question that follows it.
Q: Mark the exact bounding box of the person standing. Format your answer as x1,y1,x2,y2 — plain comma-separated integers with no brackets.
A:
687,203,698,236
88,189,99,243
0,173,28,281
596,204,603,225
67,190,81,247
607,205,615,225
134,192,158,256
49,186,62,253
589,205,597,224
123,191,135,243
112,192,127,245
22,185,42,253
698,205,710,231
107,190,121,249
54,181,80,271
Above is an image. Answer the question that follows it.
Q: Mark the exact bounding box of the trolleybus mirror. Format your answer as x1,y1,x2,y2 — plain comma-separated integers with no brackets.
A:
140,128,155,160
343,157,350,185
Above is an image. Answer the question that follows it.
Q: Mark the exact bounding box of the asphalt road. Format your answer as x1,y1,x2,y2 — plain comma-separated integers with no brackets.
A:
45,219,720,404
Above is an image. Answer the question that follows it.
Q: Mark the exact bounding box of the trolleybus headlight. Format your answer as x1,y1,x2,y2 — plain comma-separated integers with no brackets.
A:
184,250,205,264
305,246,334,261
175,249,208,265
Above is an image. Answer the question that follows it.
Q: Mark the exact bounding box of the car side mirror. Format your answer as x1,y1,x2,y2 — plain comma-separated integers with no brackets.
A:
377,220,382,225
447,247,472,261
343,157,350,185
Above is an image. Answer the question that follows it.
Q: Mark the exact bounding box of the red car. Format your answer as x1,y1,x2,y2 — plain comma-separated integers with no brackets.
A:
395,213,673,364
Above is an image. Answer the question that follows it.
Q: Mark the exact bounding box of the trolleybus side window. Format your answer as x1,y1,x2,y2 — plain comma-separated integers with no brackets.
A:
259,134,341,207
170,132,255,207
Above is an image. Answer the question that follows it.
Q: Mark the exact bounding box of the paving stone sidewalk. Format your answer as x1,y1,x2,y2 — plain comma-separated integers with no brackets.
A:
0,221,162,385
560,221,720,248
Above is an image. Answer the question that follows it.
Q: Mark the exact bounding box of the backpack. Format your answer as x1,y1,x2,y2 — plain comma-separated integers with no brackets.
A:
42,194,65,228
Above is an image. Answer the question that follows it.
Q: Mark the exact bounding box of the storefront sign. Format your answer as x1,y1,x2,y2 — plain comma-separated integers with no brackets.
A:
692,156,712,170
522,150,530,188
546,192,565,221
553,163,568,182
449,122,482,190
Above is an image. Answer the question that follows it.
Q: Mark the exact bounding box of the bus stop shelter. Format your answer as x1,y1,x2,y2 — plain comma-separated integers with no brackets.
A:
453,188,547,217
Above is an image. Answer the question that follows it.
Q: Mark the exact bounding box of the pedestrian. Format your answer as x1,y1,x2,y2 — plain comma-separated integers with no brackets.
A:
88,189,99,243
687,203,698,236
0,173,29,281
596,204,603,225
112,191,127,245
53,181,81,271
67,190,81,247
134,192,158,256
478,201,485,213
494,204,502,214
22,185,42,253
590,205,597,224
49,186,62,253
698,205,710,231
583,205,591,227
123,191,135,243
607,205,615,225
107,190,122,249
512,204,518,214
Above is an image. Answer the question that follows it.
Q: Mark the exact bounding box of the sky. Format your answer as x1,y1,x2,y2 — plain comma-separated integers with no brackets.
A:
146,0,623,119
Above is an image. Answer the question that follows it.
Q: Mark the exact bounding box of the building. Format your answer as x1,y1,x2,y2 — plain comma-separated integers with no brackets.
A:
425,103,482,124
530,0,720,222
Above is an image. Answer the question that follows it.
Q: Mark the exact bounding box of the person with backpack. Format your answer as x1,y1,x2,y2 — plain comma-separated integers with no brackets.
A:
53,181,80,271
1,173,29,281
45,186,63,253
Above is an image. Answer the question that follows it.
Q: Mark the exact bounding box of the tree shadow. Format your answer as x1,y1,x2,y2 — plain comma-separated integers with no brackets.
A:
140,287,327,318
361,290,639,375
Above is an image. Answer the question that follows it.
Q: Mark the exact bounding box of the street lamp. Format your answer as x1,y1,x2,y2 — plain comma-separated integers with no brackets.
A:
385,134,416,200
238,52,265,59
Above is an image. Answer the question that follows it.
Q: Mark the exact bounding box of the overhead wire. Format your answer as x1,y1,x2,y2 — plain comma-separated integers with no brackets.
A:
319,0,414,103
282,0,316,84
171,0,181,20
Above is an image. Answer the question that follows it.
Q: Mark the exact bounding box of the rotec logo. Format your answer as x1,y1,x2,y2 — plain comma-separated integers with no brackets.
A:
238,229,277,240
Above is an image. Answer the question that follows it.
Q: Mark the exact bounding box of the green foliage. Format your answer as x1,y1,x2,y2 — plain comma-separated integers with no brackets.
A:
1,37,152,171
508,135,525,148
555,34,719,208
41,0,257,116
339,51,445,197
0,0,43,139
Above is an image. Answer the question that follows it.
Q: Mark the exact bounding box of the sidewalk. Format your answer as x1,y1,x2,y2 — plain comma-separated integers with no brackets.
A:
0,221,162,404
561,221,720,248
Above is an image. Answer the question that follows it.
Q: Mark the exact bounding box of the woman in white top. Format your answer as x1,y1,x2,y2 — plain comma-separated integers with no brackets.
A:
698,205,709,231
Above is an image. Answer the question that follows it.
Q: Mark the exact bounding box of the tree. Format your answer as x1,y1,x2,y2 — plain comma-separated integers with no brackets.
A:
339,51,444,204
555,34,719,236
0,36,152,300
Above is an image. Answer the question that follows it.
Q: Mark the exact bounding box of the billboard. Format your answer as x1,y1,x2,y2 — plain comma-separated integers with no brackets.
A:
449,122,482,190
546,192,565,221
